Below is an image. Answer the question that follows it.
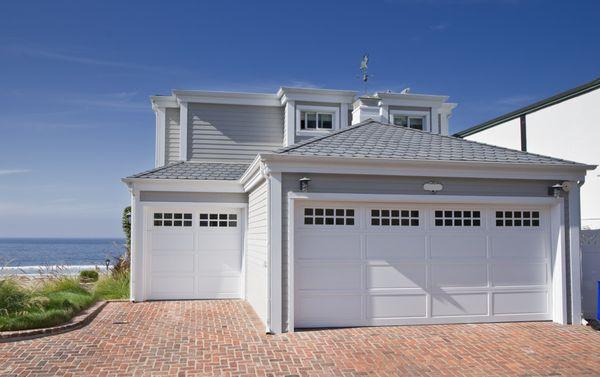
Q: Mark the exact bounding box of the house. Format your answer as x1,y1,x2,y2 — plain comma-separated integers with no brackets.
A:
454,77,600,230
122,86,594,334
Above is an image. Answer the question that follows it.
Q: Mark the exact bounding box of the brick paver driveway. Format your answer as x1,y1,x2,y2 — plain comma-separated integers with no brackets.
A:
1,301,599,376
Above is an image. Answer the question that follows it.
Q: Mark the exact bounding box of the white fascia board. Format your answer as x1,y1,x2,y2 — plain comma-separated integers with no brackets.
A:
289,192,561,205
121,178,244,193
375,92,449,103
151,95,178,110
239,155,263,184
278,87,356,105
173,90,280,107
260,154,592,181
443,102,458,111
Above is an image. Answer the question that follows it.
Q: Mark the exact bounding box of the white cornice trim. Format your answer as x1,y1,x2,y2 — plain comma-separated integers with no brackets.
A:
151,96,178,110
278,87,356,105
260,154,591,181
121,178,244,193
375,92,449,102
172,90,280,107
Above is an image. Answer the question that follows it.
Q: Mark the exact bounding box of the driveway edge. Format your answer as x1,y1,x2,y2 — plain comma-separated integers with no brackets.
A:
0,300,109,343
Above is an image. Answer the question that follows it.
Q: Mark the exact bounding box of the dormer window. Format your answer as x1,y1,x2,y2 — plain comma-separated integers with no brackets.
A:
390,110,430,132
300,111,333,130
296,105,340,135
392,115,424,130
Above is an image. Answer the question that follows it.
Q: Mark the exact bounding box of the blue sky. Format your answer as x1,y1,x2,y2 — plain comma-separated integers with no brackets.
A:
1,0,599,238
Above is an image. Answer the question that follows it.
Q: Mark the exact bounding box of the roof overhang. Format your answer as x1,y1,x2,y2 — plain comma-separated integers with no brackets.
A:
172,90,280,107
122,177,244,193
277,87,356,105
259,153,594,181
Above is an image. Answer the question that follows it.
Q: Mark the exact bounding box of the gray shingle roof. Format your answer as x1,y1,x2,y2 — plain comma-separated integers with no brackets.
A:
276,120,584,166
128,161,250,180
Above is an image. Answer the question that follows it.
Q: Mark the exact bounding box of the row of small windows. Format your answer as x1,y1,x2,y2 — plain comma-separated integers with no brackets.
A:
302,208,539,228
153,213,238,227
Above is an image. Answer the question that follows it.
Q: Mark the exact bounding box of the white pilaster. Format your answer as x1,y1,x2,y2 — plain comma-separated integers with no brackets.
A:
284,100,295,146
179,101,189,161
568,182,583,323
267,172,283,333
340,102,349,128
129,188,143,302
155,107,166,167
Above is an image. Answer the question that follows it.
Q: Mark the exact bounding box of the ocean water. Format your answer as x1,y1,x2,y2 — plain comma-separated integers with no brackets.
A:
0,238,126,274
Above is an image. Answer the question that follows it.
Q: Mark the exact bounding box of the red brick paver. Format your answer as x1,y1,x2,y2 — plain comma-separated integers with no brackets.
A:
1,300,599,376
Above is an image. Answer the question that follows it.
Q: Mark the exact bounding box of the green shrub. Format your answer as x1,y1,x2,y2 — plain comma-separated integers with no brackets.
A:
0,308,74,331
40,276,88,295
79,270,99,282
0,278,30,315
94,271,130,300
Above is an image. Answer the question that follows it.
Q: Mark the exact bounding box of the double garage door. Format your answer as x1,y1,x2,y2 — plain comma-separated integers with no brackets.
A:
145,207,243,300
294,202,552,328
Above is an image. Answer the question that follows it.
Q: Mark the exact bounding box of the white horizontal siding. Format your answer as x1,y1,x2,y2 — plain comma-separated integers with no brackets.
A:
165,108,181,164
188,103,283,162
246,180,269,326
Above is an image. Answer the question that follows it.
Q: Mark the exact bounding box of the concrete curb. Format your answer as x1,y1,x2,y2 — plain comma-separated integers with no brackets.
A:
0,300,109,343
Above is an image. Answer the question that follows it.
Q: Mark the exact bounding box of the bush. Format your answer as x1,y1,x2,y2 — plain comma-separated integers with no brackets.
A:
0,278,30,315
39,276,87,295
79,270,99,282
94,271,130,300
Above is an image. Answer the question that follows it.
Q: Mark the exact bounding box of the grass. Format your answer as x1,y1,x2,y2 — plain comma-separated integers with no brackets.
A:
0,271,129,332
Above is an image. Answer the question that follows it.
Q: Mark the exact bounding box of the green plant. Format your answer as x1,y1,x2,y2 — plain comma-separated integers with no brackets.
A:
79,270,99,282
94,271,130,300
0,278,30,315
40,276,87,295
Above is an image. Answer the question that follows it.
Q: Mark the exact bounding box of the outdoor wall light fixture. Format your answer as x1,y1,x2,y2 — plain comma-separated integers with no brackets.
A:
299,177,311,192
423,181,443,194
549,181,573,198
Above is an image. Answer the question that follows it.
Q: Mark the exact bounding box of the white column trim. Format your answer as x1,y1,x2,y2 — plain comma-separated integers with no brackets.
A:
179,101,189,161
267,172,283,333
130,188,143,302
155,108,166,167
568,182,583,323
284,100,295,146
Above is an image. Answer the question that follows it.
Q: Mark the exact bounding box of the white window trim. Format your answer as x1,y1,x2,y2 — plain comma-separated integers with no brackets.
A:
390,109,430,132
295,105,339,136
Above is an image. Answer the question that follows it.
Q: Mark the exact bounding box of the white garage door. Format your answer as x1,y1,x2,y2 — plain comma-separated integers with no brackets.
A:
146,207,242,300
294,202,552,328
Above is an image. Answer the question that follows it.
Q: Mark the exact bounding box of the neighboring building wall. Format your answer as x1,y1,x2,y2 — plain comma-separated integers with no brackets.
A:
280,173,556,330
464,118,521,151
525,90,600,229
464,89,600,229
165,108,181,164
188,103,283,162
246,180,269,326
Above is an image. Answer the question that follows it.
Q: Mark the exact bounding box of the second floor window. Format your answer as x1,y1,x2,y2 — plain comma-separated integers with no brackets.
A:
393,115,424,130
300,111,333,130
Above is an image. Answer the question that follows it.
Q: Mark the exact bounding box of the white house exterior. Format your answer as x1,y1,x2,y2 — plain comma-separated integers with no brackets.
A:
123,86,594,333
455,77,600,230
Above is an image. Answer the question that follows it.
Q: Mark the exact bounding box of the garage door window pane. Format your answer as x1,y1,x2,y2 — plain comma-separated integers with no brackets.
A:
434,210,481,227
153,212,193,227
303,208,355,226
496,210,540,227
200,213,239,227
370,209,420,227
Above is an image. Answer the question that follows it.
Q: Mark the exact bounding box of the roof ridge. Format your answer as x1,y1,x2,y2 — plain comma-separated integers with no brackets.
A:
275,119,382,154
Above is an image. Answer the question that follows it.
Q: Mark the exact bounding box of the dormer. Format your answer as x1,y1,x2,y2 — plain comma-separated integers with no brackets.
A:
277,87,356,146
352,91,457,135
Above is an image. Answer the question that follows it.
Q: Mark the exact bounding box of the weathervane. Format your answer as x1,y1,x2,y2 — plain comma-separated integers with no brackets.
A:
358,53,371,94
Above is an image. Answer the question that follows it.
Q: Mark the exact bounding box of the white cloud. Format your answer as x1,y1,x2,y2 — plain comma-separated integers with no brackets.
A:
430,23,449,32
0,169,30,176
495,94,537,107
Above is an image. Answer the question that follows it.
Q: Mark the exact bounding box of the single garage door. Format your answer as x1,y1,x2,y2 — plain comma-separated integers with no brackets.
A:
146,207,242,300
294,202,552,328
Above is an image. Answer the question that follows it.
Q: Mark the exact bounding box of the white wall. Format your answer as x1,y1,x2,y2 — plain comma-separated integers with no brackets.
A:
466,89,600,229
465,118,521,151
526,90,600,229
245,180,269,327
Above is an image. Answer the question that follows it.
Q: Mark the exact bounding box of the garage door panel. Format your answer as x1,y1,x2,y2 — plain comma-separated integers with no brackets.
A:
297,263,362,291
430,235,487,259
492,263,547,286
366,234,426,260
151,253,195,273
197,233,241,251
197,276,240,296
432,292,488,317
150,275,195,296
431,264,488,288
490,233,546,259
367,263,426,289
151,232,194,251
296,233,361,260
368,294,427,319
296,294,363,325
197,251,241,272
493,291,548,315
